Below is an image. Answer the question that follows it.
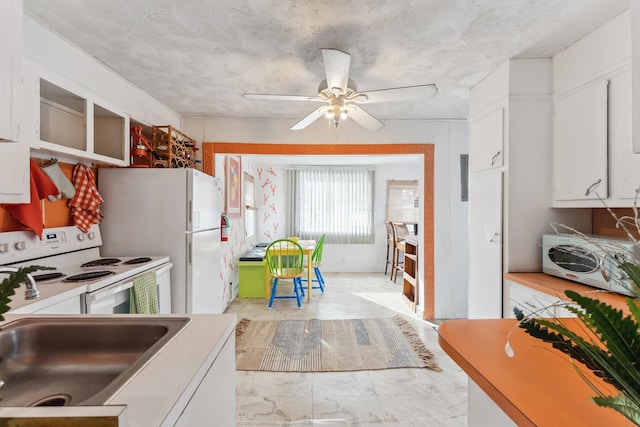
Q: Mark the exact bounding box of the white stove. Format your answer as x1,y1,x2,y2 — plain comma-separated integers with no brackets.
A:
0,225,172,314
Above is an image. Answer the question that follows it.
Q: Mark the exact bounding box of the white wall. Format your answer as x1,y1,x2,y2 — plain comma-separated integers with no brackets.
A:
185,117,469,319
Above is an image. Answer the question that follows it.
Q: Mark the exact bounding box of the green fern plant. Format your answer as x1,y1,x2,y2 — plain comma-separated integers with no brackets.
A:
514,289,640,425
0,266,53,322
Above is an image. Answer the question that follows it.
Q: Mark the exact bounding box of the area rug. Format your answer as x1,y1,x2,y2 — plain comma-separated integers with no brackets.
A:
235,316,441,372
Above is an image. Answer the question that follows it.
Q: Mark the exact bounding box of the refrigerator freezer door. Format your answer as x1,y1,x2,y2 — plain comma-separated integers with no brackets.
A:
188,169,223,232
187,229,224,313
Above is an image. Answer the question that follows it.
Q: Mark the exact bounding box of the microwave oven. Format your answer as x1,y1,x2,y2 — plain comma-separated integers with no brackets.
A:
542,234,639,297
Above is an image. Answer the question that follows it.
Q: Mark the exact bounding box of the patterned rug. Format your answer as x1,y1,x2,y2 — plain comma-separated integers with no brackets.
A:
235,316,441,372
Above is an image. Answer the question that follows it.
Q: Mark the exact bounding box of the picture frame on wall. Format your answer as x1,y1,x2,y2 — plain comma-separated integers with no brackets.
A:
226,155,241,217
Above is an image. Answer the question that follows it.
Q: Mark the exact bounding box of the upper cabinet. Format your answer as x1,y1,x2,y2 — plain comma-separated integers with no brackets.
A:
632,0,640,154
469,108,504,173
23,59,129,166
552,10,640,208
552,80,609,201
0,0,29,204
0,0,22,142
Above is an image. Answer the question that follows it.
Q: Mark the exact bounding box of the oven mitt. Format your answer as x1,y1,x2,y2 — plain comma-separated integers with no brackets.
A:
41,162,76,201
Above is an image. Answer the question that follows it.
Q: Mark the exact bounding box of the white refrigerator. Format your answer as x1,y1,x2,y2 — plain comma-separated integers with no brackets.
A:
98,168,225,314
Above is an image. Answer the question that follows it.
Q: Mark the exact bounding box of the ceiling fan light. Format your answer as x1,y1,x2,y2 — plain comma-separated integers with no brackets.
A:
339,110,348,120
324,110,333,119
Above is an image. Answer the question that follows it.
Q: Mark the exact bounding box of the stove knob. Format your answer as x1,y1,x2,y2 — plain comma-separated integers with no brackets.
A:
14,241,26,251
77,234,86,241
0,243,8,253
87,232,96,240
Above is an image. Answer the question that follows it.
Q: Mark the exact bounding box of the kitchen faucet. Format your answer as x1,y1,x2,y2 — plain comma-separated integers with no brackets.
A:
0,267,40,300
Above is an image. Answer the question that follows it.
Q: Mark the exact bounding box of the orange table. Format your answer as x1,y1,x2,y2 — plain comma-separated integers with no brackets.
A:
438,318,626,426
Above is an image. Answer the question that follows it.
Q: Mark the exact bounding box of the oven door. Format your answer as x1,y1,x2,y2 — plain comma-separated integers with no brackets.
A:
83,280,134,314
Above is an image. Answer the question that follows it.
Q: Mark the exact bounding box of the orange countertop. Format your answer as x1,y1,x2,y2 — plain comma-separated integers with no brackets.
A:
438,318,627,427
505,272,631,313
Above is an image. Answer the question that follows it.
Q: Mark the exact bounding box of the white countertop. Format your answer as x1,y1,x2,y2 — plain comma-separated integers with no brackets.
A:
0,313,236,426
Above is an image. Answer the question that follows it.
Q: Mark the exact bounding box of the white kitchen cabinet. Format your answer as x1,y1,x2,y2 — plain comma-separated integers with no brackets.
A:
0,0,22,142
31,295,82,314
632,0,640,154
552,80,609,202
468,58,591,319
468,172,503,319
0,0,29,204
173,333,235,427
552,10,640,207
504,280,559,319
0,143,30,203
469,108,504,173
22,58,130,166
468,379,517,427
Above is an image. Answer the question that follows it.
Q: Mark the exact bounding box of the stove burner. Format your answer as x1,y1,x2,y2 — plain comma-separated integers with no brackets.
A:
81,258,121,268
123,257,152,265
32,272,66,282
63,271,116,282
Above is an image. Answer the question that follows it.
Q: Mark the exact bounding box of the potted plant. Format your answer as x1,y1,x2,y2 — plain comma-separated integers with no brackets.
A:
509,204,640,425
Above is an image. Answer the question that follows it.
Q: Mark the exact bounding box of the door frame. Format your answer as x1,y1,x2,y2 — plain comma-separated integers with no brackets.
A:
202,142,435,320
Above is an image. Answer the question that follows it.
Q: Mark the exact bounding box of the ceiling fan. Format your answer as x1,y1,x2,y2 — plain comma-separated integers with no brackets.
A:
242,48,438,131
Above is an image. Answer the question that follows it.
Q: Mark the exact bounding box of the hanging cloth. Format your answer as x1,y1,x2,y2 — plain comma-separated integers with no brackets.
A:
0,160,61,239
68,163,104,233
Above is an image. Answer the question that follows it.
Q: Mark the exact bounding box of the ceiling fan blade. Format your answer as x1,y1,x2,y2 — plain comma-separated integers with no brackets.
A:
322,48,350,94
352,84,438,103
348,105,385,131
291,107,327,130
242,93,324,102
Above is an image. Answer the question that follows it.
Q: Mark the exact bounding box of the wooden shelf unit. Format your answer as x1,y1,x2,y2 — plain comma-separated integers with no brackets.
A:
152,125,197,169
402,236,418,311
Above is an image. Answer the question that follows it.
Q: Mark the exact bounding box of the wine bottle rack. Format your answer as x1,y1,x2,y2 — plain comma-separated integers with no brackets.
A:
151,125,196,169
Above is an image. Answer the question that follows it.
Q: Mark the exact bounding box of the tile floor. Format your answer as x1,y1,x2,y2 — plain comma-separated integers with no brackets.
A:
227,272,468,426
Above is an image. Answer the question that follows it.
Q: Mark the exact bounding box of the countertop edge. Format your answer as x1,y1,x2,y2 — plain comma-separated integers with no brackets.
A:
438,320,535,427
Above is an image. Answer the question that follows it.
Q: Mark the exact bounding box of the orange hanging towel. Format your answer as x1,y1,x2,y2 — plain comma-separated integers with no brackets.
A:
68,163,104,233
0,160,61,239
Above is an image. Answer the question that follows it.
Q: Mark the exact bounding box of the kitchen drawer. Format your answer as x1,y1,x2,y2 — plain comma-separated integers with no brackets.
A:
505,280,558,318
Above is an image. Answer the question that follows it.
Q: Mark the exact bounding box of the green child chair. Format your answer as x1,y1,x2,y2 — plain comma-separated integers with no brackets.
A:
265,239,305,308
301,233,326,293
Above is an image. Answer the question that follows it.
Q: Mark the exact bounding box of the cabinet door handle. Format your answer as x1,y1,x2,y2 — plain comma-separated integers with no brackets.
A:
489,232,499,242
490,151,501,166
584,179,602,196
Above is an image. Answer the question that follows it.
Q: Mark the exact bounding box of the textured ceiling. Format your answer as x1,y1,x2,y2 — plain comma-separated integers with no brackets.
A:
24,0,629,123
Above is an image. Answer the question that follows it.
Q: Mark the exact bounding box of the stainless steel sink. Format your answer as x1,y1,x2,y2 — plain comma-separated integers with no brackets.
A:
0,317,189,407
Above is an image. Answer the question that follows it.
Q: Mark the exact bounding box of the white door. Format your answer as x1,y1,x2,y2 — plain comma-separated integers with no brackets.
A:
188,229,223,313
468,171,503,319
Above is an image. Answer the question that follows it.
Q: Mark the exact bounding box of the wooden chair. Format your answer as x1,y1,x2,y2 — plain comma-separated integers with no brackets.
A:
391,222,409,283
265,239,305,308
302,233,326,293
384,221,394,275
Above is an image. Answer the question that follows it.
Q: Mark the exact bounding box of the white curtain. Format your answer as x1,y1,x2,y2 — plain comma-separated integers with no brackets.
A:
284,168,375,244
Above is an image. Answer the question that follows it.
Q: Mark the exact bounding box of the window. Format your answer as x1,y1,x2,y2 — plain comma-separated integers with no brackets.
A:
284,168,374,244
244,173,257,237
386,180,418,222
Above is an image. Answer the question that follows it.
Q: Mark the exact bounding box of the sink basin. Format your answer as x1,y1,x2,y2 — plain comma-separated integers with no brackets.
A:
0,317,189,407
